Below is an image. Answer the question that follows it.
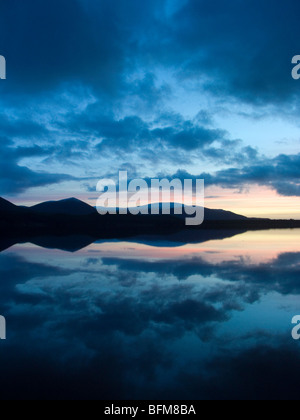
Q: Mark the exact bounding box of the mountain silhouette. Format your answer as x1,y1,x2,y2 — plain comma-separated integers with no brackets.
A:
31,198,97,216
0,197,300,253
203,208,247,221
98,203,248,221
0,197,20,213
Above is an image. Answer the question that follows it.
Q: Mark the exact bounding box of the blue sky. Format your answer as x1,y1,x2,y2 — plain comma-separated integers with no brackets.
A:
0,0,300,217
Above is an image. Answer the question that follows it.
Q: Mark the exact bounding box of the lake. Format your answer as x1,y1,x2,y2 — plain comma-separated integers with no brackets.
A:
0,229,300,400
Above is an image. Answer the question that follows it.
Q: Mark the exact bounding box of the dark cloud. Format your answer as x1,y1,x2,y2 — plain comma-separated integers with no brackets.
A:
2,0,297,106
60,104,232,157
0,0,298,199
0,163,74,195
0,0,165,97
0,0,121,94
166,0,300,105
1,0,298,105
152,124,226,151
160,152,300,197
0,115,48,139
0,137,75,195
129,72,172,111
207,153,300,197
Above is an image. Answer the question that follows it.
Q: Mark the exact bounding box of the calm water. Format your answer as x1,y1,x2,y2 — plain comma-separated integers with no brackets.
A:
0,229,300,400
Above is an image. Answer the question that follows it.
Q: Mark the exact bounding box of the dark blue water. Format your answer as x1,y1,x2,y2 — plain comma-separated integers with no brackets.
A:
0,230,300,400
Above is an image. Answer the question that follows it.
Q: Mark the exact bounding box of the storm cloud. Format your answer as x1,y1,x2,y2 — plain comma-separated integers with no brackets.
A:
0,0,299,203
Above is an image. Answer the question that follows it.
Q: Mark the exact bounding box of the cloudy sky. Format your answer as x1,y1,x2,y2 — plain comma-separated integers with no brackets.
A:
0,0,300,218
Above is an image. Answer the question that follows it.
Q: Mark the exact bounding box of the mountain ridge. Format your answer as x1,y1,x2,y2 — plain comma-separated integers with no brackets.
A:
31,197,98,216
0,197,19,212
1,197,250,220
0,197,300,253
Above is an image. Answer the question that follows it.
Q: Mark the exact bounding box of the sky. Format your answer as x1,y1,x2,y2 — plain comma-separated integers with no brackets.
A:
0,0,300,218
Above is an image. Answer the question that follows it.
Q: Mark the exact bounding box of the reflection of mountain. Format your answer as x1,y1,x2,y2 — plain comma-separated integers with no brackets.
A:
119,228,247,249
0,197,300,252
0,230,248,253
30,235,97,253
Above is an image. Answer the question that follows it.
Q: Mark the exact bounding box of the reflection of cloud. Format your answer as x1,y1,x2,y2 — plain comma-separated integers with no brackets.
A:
0,253,71,305
175,342,300,400
0,248,299,399
103,251,300,296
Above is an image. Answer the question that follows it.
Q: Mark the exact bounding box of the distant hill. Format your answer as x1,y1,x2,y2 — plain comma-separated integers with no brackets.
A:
122,203,248,221
0,197,21,213
31,198,97,216
204,207,247,221
1,197,249,221
0,197,300,252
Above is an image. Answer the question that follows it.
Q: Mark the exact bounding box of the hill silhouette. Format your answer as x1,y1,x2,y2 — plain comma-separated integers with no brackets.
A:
97,202,248,221
32,198,97,216
0,197,20,213
0,197,299,252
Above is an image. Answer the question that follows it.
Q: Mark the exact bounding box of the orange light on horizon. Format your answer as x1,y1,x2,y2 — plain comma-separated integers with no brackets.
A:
7,229,300,266
205,185,300,220
6,184,300,220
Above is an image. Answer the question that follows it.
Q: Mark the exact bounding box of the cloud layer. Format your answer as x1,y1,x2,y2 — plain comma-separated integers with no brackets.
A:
0,0,299,203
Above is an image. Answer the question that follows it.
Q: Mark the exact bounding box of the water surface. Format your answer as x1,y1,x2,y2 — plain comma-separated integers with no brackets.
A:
0,229,300,400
